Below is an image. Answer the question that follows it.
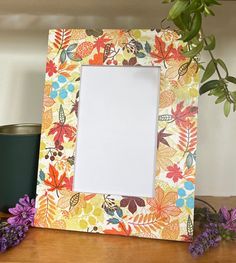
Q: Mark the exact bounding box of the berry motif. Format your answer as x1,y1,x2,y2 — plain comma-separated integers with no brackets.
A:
44,144,64,162
106,59,118,65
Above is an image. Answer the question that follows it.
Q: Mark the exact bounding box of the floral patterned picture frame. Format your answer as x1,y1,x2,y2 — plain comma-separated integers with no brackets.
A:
34,29,199,241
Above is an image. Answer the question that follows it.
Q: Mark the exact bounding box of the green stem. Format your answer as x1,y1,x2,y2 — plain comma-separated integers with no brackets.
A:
201,29,234,104
195,197,217,213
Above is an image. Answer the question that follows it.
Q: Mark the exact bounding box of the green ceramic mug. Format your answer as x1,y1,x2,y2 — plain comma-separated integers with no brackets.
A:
0,124,41,212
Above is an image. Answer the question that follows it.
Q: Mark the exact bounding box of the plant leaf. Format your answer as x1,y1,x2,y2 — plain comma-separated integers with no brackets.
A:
215,94,226,104
226,76,236,84
224,100,231,117
168,0,189,20
204,35,216,51
217,59,228,76
199,80,223,95
182,41,203,58
182,12,202,42
201,59,216,83
230,91,236,102
173,16,186,30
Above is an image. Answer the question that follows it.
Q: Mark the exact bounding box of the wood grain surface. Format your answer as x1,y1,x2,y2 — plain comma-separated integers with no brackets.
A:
0,196,235,263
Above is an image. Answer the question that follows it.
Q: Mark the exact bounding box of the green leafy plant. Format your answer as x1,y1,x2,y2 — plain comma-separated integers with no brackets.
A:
163,0,236,117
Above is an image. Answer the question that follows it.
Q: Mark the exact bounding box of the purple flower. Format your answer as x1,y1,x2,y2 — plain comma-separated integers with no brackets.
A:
7,195,36,226
0,224,28,253
189,224,221,257
219,207,236,232
0,237,8,253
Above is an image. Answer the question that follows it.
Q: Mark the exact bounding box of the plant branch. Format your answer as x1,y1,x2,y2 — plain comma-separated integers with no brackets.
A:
195,197,217,213
201,30,234,104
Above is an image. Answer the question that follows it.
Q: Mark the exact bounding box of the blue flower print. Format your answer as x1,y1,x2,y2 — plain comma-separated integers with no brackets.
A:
49,75,75,100
176,181,195,209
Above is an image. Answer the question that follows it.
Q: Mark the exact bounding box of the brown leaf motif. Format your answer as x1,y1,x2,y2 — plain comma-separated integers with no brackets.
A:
120,196,145,214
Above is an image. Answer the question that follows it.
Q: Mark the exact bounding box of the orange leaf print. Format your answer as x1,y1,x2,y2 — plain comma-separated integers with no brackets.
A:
53,29,71,50
104,222,131,236
157,144,176,173
178,120,197,153
150,36,184,67
58,63,78,78
44,164,67,194
171,101,198,127
159,90,176,109
89,53,104,65
147,186,181,222
129,213,167,234
42,109,53,131
48,104,76,146
34,192,56,228
162,220,180,240
43,96,55,109
48,122,76,146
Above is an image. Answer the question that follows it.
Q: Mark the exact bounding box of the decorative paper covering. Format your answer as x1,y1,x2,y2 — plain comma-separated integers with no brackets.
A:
34,29,199,241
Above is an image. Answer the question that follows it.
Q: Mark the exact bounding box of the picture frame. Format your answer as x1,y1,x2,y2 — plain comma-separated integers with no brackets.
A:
34,29,199,241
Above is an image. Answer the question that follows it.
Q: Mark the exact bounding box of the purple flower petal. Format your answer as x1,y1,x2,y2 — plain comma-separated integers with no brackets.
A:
19,195,30,206
220,207,230,221
230,209,236,221
8,195,36,226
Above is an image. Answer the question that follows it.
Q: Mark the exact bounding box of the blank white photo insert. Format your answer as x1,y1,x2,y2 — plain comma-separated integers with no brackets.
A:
74,65,160,197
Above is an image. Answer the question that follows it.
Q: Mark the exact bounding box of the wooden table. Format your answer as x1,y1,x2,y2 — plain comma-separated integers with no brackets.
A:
1,197,236,263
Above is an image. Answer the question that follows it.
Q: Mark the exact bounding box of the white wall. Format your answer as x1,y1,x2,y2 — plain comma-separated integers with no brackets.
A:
0,1,235,196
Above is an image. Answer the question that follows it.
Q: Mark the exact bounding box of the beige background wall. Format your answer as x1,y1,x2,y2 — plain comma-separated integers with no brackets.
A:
0,1,235,196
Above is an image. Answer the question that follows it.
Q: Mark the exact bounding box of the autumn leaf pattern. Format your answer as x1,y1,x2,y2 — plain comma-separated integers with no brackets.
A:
178,120,197,154
171,101,198,127
34,192,56,228
150,35,184,68
35,29,199,241
166,164,184,183
53,29,71,52
120,196,145,214
44,164,67,195
48,105,76,146
157,127,172,149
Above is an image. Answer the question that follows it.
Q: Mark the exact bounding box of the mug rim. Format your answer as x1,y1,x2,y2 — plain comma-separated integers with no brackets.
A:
0,123,41,135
